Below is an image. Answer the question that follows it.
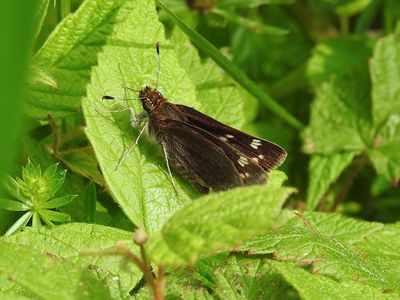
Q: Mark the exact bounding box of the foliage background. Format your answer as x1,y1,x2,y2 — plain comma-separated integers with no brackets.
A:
0,0,399,299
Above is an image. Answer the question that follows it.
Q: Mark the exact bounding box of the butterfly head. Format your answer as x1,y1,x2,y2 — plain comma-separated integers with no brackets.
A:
139,86,166,112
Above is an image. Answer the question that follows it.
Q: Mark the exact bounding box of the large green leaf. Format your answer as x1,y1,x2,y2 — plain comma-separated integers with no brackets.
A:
26,0,133,119
0,240,112,300
270,260,396,300
244,211,400,295
83,0,199,233
307,36,374,84
147,182,294,265
3,223,142,298
303,35,400,207
303,65,373,155
83,0,274,234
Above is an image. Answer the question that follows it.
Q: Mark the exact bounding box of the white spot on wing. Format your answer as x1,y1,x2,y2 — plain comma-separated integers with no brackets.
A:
219,136,228,142
226,134,234,139
238,155,249,167
252,157,259,163
245,172,250,178
240,173,246,179
258,154,265,159
250,139,262,149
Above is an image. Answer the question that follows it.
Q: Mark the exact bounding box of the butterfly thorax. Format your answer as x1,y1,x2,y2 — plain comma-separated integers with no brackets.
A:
139,86,166,112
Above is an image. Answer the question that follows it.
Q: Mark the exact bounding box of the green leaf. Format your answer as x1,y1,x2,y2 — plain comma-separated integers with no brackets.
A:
44,169,67,198
170,28,246,128
4,223,142,297
83,182,97,223
83,0,198,234
306,151,358,210
4,212,32,236
314,0,372,16
42,162,58,180
41,194,76,209
0,198,30,211
355,0,382,34
29,65,58,88
38,212,55,226
57,147,105,185
32,0,50,43
244,211,400,294
304,35,400,188
161,268,214,299
355,223,400,259
21,160,41,185
335,0,373,16
0,291,32,300
32,212,41,227
0,241,112,300
303,65,373,155
368,35,400,181
370,35,400,128
39,209,71,223
307,36,374,84
368,118,400,182
3,176,29,203
213,255,284,299
147,184,294,265
25,0,134,119
194,253,230,289
157,0,303,129
270,260,396,300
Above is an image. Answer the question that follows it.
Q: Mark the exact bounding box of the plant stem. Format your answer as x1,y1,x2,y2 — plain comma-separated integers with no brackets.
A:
330,160,363,212
60,0,70,20
339,15,349,35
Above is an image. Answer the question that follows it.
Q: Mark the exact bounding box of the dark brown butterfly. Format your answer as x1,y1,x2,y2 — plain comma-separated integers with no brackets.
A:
102,43,287,193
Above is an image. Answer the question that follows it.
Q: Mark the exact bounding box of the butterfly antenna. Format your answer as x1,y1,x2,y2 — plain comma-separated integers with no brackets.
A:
155,41,161,90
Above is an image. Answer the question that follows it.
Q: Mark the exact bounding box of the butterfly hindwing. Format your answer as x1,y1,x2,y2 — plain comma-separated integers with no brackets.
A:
160,120,243,192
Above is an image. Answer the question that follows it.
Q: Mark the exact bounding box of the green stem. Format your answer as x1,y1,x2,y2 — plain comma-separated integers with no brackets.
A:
60,0,70,20
354,0,381,34
212,8,288,35
269,63,307,99
156,0,304,130
339,15,349,35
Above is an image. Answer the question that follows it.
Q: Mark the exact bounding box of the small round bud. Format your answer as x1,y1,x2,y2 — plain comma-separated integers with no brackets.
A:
133,228,148,245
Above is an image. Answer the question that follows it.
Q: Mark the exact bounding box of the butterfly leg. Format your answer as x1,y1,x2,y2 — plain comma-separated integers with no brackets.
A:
161,142,178,195
120,83,140,93
131,112,147,128
115,122,148,170
95,107,134,114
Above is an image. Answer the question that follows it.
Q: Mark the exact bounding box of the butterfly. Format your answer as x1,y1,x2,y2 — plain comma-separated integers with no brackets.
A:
102,43,287,193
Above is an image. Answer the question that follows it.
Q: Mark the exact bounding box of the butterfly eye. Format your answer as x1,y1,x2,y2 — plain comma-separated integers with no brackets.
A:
142,99,153,111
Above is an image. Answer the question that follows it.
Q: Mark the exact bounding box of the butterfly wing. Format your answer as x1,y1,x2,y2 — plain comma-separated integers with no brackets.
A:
176,105,287,171
160,120,243,192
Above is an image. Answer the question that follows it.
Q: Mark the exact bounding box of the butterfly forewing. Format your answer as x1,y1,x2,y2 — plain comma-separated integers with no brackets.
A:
180,121,268,186
175,104,287,171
